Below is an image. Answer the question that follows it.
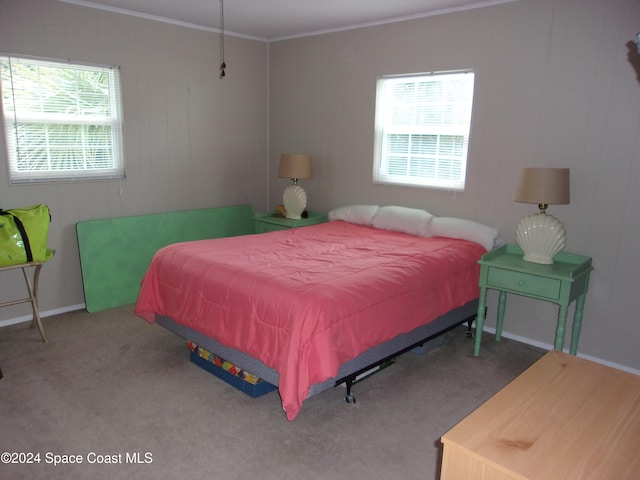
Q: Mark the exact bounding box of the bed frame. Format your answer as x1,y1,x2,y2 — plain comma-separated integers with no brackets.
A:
156,298,478,406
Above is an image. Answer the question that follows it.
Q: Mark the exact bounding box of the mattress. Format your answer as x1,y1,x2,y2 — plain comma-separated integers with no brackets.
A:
135,220,486,420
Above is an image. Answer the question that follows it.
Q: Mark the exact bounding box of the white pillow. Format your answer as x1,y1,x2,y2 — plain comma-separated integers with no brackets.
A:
371,206,434,237
431,217,500,251
328,205,380,225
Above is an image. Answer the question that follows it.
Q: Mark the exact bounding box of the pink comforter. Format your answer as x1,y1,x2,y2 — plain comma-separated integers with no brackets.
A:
135,221,485,420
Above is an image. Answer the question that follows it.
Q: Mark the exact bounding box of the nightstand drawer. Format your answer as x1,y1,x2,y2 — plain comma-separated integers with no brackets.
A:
486,268,561,301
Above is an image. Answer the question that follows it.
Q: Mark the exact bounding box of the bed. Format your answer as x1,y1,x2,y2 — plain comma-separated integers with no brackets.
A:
135,205,500,420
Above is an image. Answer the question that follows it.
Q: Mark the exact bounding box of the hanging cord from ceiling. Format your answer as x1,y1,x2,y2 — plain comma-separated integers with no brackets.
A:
219,0,226,78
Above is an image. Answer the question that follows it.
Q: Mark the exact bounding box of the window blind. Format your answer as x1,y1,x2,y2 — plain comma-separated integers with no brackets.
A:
0,54,125,183
373,70,475,191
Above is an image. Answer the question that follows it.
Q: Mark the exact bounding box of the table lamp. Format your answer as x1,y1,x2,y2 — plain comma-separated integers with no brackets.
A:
514,167,570,264
278,153,312,220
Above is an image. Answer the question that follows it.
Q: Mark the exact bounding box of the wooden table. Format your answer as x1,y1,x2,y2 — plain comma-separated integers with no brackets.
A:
440,351,640,479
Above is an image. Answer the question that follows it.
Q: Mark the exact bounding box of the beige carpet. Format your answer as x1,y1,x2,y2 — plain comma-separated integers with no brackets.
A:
0,306,544,480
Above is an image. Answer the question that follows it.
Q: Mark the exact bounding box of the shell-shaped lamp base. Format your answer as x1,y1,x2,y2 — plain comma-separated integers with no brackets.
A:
283,184,307,220
515,212,567,264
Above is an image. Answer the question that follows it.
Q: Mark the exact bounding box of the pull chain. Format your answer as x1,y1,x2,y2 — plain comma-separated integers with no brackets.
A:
219,0,226,78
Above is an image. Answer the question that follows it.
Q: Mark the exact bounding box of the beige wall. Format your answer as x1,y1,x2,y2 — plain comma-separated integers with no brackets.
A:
0,0,268,320
269,0,640,371
1,0,639,372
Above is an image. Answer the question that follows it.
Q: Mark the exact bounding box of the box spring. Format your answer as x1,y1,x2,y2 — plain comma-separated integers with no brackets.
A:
155,298,478,400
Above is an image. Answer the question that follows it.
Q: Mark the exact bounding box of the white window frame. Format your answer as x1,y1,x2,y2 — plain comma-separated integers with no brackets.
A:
0,54,125,184
373,70,475,191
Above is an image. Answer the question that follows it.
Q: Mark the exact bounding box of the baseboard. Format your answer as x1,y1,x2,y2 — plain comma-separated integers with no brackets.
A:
482,326,640,376
0,303,86,328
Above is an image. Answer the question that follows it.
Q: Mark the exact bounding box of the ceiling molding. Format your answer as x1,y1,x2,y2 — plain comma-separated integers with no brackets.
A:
57,0,521,43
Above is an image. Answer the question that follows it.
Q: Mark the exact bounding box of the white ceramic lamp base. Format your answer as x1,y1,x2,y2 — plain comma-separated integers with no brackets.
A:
282,184,307,220
515,212,567,264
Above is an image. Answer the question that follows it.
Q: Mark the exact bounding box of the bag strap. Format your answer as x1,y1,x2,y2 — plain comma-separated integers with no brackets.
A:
0,210,33,262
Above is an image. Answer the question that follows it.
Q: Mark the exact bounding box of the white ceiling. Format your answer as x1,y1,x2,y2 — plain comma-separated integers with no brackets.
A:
58,0,517,41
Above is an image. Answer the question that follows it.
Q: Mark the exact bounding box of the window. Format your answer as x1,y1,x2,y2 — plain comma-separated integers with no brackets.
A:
0,54,124,183
373,70,475,191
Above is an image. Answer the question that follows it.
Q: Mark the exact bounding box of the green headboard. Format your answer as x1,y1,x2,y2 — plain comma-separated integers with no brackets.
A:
76,204,255,312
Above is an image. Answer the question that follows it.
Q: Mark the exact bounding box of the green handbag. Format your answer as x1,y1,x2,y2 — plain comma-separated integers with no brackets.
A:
0,204,54,266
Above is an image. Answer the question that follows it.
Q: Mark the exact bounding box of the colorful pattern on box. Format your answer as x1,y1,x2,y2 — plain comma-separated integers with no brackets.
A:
187,341,264,385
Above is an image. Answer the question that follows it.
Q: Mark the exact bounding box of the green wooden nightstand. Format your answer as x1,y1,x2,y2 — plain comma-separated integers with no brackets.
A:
474,244,593,356
254,212,327,233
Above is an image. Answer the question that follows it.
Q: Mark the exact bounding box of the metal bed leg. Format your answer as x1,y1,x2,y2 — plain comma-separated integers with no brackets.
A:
465,316,474,338
344,379,356,404
465,307,488,339
340,360,397,405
